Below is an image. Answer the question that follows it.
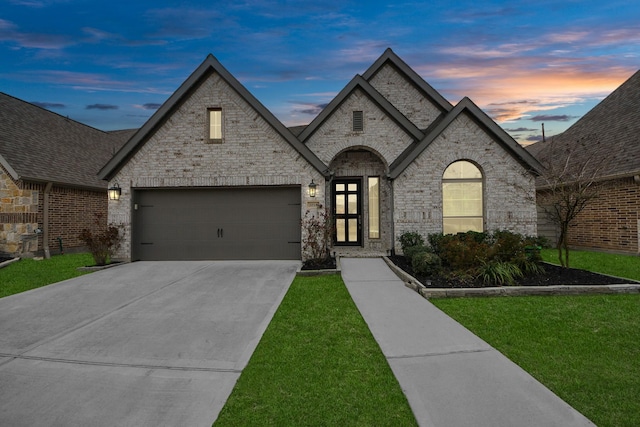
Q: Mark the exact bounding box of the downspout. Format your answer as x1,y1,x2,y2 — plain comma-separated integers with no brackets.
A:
43,182,53,259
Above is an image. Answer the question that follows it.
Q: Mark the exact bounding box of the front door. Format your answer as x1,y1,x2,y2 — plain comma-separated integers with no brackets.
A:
333,180,362,245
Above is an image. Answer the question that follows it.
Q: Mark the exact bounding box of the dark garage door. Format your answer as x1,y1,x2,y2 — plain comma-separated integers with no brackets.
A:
132,187,301,260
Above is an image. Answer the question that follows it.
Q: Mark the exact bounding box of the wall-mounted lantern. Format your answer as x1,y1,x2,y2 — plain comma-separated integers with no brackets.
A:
108,183,121,201
308,180,318,198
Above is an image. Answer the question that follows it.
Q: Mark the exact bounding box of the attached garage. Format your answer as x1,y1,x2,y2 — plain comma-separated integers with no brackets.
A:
132,187,301,261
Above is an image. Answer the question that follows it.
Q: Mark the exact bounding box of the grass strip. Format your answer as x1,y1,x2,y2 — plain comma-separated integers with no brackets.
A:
541,248,640,281
432,294,640,427
214,274,417,426
0,253,94,298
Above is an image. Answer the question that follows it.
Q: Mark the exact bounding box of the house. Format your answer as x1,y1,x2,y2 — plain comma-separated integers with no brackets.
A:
0,92,132,257
99,49,542,261
527,70,640,254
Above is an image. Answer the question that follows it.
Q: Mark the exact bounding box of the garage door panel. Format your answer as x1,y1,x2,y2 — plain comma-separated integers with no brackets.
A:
132,187,301,260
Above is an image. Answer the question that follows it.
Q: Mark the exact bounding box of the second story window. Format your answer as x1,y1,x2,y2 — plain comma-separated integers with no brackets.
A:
208,108,222,142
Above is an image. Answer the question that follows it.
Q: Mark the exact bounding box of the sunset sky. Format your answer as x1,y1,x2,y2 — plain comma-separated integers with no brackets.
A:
2,0,638,145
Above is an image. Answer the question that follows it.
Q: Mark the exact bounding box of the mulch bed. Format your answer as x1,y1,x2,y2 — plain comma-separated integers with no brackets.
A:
0,256,15,264
388,255,638,288
301,257,337,271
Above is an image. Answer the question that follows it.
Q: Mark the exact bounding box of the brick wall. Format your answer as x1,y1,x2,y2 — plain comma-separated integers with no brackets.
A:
393,112,538,251
109,71,323,260
305,88,415,166
46,186,107,254
368,63,443,129
571,177,639,253
538,177,639,254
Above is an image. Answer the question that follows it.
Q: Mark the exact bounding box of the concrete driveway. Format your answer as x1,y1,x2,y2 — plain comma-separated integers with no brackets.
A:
0,260,299,427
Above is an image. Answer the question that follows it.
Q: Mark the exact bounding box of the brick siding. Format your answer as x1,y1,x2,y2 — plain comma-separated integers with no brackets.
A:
393,112,538,251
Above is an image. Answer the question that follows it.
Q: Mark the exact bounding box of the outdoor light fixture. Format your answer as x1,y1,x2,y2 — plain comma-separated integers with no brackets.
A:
308,180,317,197
108,183,121,201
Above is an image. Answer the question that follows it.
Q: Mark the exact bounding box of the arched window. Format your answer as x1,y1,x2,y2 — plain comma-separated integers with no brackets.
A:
442,161,483,234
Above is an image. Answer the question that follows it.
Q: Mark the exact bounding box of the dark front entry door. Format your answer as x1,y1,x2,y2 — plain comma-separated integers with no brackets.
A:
333,180,362,245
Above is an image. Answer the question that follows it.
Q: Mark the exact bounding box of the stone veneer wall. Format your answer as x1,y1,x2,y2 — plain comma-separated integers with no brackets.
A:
393,112,538,252
368,63,443,130
0,166,38,254
108,71,323,260
1,164,107,255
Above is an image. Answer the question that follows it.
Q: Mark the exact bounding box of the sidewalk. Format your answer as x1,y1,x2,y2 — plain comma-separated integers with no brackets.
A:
340,258,595,427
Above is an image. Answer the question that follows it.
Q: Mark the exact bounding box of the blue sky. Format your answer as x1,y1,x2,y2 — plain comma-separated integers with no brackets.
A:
2,0,639,145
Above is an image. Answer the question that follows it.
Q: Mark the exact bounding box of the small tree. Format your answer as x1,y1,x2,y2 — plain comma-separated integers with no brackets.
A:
301,205,334,262
536,134,607,267
79,213,122,266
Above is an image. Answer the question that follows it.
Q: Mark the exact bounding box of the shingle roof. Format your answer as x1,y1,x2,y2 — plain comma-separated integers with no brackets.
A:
0,92,131,189
527,70,640,180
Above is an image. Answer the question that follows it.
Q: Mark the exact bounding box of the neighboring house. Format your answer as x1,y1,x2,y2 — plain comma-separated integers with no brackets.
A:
99,49,542,261
527,70,640,255
0,92,133,257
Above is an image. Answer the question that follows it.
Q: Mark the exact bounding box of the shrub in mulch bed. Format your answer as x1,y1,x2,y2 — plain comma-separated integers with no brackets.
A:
388,255,638,288
301,256,337,271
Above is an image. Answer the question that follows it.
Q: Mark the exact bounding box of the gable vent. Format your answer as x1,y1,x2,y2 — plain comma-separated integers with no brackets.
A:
353,110,364,132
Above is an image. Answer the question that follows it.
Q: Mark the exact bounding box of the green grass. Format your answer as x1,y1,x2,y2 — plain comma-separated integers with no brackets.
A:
0,253,94,298
214,274,417,426
432,295,640,427
541,248,640,281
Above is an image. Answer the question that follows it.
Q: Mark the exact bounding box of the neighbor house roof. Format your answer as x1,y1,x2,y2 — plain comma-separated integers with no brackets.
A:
527,69,640,181
0,92,130,189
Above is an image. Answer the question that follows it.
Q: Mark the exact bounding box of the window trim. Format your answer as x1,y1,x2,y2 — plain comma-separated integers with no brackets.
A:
207,108,223,143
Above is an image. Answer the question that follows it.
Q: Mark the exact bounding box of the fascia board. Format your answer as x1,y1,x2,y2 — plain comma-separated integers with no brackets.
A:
0,154,19,180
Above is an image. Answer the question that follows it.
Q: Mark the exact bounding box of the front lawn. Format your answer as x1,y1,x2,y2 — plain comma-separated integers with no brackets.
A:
0,253,94,298
541,248,640,281
432,294,640,427
214,274,417,426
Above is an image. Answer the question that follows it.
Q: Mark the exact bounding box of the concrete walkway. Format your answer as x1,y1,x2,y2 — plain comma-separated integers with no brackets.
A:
341,258,595,427
0,261,299,427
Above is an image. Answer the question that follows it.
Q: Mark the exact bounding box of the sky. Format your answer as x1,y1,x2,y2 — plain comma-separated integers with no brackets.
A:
1,0,639,145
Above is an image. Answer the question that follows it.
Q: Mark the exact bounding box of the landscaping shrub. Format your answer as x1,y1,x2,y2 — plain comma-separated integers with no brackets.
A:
437,233,490,270
398,231,424,253
396,229,546,286
403,244,430,260
79,214,122,266
301,205,334,262
411,252,442,276
477,260,523,286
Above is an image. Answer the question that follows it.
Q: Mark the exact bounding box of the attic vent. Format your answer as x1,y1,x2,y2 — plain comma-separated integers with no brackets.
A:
353,110,364,132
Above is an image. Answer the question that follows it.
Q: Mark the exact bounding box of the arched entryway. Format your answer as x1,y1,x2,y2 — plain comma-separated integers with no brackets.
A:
328,149,392,255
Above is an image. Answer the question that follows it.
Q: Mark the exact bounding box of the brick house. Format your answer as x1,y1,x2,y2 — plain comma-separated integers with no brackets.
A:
99,49,542,261
527,70,640,254
0,93,132,257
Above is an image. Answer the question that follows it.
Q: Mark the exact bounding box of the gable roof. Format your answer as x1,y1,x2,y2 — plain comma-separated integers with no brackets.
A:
99,54,328,181
389,97,544,179
298,74,425,142
0,92,129,189
527,69,640,180
362,48,453,114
